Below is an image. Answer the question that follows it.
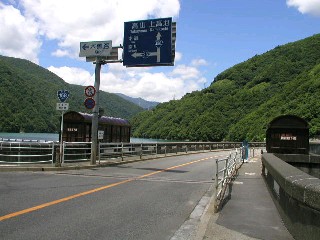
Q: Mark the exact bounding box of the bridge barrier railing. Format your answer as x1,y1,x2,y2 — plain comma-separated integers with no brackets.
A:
0,141,54,164
0,141,266,165
62,142,91,163
213,148,243,212
212,146,265,212
98,142,247,163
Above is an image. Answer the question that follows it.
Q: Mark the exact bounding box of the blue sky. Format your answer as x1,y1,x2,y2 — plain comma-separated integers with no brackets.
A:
0,0,319,102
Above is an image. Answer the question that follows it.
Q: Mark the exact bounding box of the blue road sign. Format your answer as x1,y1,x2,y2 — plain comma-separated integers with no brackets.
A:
123,17,173,67
84,97,95,109
57,90,70,102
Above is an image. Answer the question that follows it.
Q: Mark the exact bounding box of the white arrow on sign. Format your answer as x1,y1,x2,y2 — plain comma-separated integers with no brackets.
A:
131,32,163,62
79,41,112,57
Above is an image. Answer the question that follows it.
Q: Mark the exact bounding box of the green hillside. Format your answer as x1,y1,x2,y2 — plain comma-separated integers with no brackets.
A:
131,34,320,141
0,56,143,133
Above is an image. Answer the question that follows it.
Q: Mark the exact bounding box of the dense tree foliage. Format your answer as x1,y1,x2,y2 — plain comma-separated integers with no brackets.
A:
131,34,320,141
0,56,143,133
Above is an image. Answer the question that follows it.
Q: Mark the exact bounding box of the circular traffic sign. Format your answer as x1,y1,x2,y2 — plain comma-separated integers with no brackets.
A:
84,86,96,97
84,97,95,109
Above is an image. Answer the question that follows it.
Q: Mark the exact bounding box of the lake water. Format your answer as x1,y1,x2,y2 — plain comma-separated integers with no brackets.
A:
0,132,169,143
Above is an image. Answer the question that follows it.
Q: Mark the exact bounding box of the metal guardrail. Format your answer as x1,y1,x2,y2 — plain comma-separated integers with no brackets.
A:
213,149,243,212
212,147,265,212
0,141,55,164
0,141,266,165
62,142,91,163
98,142,244,163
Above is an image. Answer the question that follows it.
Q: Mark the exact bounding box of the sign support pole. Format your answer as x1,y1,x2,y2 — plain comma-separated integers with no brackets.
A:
78,41,123,165
90,60,102,165
56,90,69,167
58,111,64,166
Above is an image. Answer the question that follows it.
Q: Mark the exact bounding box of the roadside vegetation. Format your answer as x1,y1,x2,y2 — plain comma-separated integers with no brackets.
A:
0,56,143,133
131,34,320,141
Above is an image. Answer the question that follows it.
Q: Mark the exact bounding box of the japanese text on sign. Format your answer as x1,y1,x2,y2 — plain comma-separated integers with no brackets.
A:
79,41,112,57
123,17,173,66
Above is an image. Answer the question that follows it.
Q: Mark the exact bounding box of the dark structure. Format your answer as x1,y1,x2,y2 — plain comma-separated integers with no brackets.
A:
266,115,309,154
62,111,131,142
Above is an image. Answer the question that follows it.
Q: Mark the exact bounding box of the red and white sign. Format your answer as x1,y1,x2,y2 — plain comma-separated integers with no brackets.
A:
84,86,96,97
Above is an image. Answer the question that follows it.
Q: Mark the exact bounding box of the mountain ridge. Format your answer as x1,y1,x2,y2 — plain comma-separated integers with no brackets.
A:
115,93,159,109
131,34,320,141
0,55,144,133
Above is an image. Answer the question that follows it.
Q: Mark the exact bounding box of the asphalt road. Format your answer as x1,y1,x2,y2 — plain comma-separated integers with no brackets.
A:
0,151,229,240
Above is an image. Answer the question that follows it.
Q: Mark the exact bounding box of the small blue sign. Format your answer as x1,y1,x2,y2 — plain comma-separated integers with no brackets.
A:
123,17,173,67
57,90,70,102
84,97,95,109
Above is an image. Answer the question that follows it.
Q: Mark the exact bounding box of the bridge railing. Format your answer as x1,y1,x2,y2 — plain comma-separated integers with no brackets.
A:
0,141,266,165
62,142,91,163
212,146,265,212
0,141,54,164
98,142,245,163
213,149,243,212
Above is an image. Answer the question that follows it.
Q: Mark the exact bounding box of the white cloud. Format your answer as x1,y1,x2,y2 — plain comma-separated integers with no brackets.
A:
174,51,182,62
19,0,180,58
1,0,211,103
0,3,41,63
171,64,201,80
52,49,70,57
287,0,320,16
48,66,94,86
0,0,180,61
48,59,208,102
98,68,201,102
191,58,208,66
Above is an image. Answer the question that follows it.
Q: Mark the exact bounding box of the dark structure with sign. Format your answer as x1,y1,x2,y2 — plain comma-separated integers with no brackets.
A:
266,115,309,154
62,111,131,142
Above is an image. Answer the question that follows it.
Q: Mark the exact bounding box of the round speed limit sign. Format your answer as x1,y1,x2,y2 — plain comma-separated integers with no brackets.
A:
84,85,96,97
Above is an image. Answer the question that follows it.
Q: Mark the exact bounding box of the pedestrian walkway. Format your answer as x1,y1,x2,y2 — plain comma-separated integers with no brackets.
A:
198,157,294,240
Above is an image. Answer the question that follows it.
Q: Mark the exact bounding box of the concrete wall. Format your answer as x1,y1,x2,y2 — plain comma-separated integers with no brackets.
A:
274,154,320,178
262,153,320,240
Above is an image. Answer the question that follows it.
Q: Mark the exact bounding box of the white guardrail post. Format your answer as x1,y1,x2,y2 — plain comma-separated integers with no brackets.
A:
213,158,219,212
121,142,124,161
51,142,55,165
98,142,101,165
62,142,65,165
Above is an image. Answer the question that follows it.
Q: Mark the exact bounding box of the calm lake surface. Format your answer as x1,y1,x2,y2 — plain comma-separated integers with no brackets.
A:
0,132,169,143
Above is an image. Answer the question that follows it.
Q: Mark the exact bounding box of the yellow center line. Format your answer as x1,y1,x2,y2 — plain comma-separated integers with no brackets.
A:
0,156,213,222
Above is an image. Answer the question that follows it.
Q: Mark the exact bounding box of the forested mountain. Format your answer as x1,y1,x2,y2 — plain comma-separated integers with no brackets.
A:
0,56,143,133
131,34,320,141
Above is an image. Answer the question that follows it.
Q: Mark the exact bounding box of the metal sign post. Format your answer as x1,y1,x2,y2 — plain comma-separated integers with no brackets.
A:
79,17,176,164
79,41,123,165
56,90,69,167
59,111,64,166
90,61,102,165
